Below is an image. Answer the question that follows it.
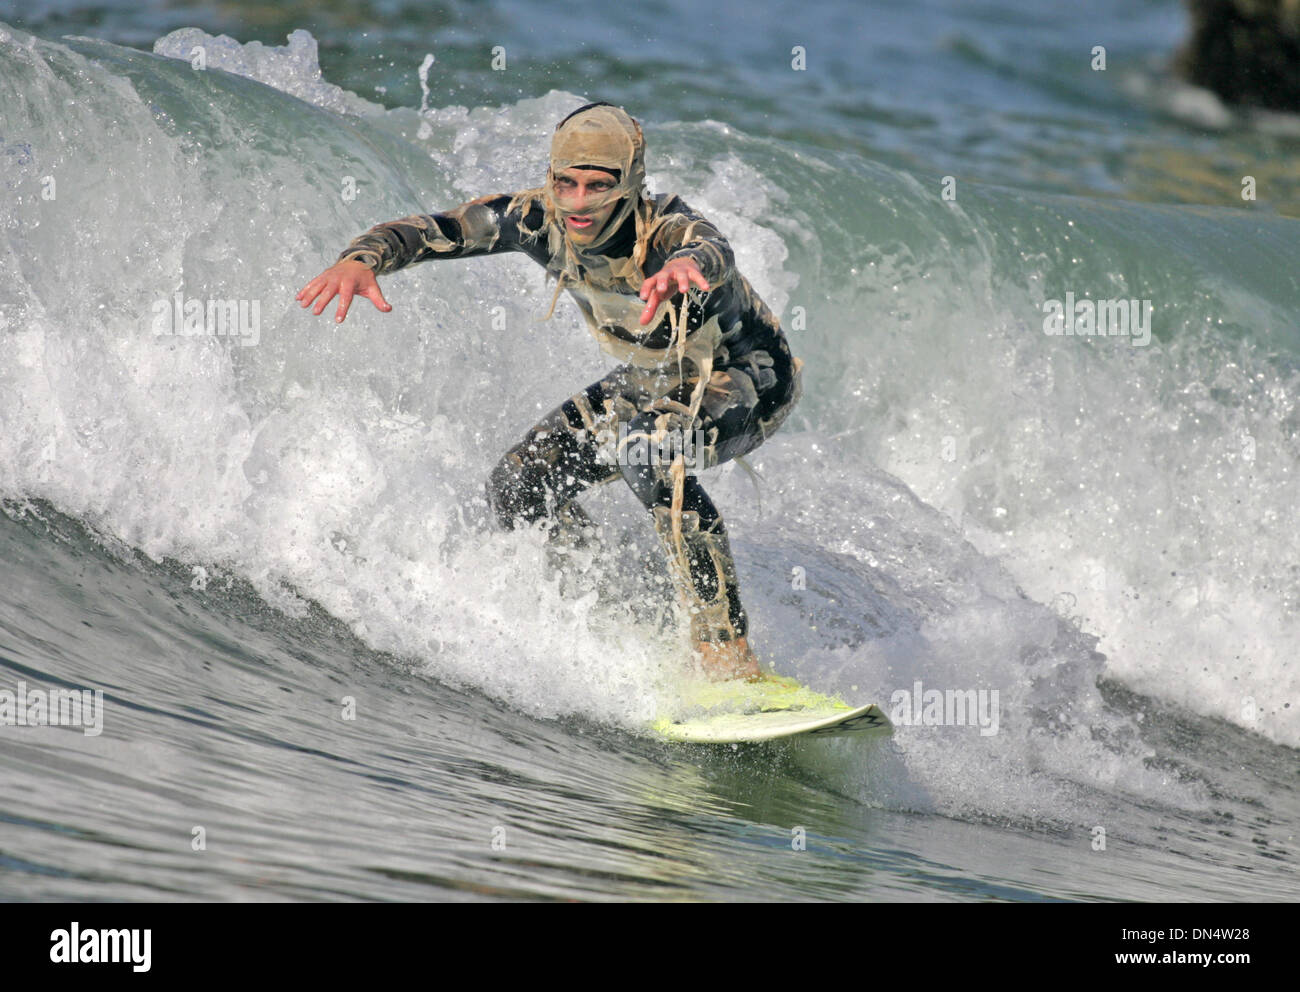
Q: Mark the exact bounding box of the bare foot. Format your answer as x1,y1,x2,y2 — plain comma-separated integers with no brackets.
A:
694,636,762,682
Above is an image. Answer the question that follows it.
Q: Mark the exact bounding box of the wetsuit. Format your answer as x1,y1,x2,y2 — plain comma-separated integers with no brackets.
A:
337,190,803,644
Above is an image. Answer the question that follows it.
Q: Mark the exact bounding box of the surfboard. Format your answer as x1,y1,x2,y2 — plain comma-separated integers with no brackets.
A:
652,674,892,744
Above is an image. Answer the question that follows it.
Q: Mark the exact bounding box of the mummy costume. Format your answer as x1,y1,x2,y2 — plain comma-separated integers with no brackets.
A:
337,103,803,645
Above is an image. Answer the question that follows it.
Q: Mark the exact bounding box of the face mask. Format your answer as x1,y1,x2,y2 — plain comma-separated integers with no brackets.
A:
544,104,647,254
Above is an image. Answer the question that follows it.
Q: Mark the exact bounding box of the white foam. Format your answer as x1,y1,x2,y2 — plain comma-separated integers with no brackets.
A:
823,218,1300,748
152,28,384,117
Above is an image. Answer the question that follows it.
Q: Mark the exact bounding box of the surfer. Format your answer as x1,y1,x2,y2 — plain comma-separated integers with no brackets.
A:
296,102,802,682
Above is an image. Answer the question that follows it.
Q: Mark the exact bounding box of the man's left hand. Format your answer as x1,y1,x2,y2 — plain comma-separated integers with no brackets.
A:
638,259,710,326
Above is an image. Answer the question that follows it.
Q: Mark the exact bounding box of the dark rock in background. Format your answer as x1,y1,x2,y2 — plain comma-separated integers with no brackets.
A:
1177,0,1300,110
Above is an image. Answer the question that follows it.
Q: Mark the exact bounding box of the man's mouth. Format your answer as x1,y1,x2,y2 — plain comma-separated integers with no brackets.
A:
567,216,594,229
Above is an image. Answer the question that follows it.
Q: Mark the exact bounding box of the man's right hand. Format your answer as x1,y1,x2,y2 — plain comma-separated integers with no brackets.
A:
296,259,392,323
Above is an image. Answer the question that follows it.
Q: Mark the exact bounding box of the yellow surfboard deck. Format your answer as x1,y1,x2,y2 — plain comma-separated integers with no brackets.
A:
652,675,892,744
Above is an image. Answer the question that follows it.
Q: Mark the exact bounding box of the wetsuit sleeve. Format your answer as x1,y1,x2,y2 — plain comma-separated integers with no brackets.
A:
651,197,735,288
336,193,543,274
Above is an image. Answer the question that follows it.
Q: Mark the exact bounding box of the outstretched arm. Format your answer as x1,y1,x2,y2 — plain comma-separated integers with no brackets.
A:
297,193,541,323
336,194,517,274
637,196,735,325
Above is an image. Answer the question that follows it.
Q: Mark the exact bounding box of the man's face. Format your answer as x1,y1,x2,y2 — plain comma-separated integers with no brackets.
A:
552,167,621,243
